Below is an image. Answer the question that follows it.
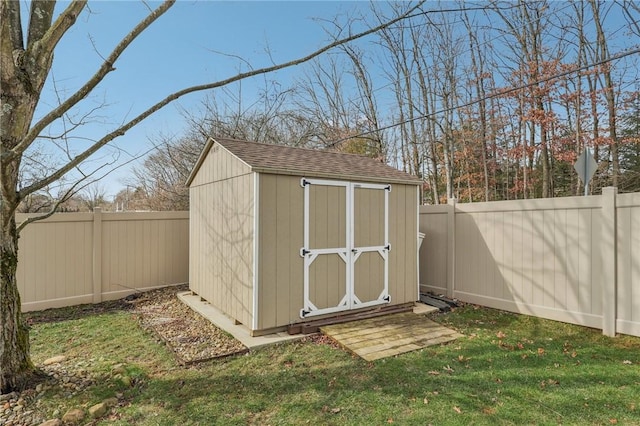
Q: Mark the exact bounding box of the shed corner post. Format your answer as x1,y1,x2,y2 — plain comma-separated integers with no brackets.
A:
601,187,618,337
446,198,457,299
92,207,103,304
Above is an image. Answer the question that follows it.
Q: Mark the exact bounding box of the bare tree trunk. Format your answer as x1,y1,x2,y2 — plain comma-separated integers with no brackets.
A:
590,0,619,187
0,211,33,392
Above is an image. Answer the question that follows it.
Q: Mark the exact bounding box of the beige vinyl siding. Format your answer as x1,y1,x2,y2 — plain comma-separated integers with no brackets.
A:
17,211,188,312
189,146,254,327
616,192,640,336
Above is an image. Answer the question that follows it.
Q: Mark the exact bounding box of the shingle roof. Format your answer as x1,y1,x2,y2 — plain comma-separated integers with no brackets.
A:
187,137,421,186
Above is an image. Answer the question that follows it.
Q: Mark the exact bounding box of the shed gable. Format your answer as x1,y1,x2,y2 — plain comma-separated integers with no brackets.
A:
188,140,251,187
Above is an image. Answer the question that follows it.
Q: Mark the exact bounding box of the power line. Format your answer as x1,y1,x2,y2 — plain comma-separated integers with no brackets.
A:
325,45,640,148
334,1,577,119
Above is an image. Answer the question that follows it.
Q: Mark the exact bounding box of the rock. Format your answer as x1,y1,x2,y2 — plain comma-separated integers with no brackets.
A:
0,392,16,402
104,397,119,408
88,402,107,418
40,420,62,426
43,355,67,366
61,408,84,424
120,375,132,387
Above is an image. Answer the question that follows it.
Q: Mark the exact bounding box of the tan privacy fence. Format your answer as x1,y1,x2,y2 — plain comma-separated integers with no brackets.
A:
17,209,189,312
419,188,640,337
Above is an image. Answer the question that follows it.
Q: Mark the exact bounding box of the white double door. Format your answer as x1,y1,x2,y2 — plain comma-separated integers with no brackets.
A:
300,178,390,318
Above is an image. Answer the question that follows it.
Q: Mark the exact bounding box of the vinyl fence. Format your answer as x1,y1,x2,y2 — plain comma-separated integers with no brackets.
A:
419,188,640,337
17,209,189,312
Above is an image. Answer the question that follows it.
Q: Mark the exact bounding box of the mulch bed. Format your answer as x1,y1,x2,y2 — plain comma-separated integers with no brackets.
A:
24,285,248,364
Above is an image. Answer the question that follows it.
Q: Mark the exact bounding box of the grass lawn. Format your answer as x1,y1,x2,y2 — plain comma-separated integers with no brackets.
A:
29,305,640,425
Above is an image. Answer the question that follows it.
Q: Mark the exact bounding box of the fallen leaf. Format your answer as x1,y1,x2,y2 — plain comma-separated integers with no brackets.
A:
428,371,440,375
623,360,632,365
609,419,618,424
443,365,455,373
387,418,394,423
483,407,496,415
453,406,462,414
496,331,506,338
571,351,578,358
330,408,341,414
517,343,524,349
537,348,545,356
423,398,429,404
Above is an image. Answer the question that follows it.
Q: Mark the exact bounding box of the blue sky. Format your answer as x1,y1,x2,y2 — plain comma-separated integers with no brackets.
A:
31,1,638,198
36,1,379,197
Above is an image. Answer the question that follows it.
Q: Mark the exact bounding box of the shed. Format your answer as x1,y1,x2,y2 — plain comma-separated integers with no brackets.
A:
186,137,422,335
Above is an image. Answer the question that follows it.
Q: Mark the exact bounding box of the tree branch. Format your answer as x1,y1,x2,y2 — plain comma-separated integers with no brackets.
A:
11,0,175,159
1,0,24,53
18,0,426,197
26,0,56,50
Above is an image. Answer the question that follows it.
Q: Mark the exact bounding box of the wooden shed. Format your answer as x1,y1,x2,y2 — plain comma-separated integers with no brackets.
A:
186,137,422,335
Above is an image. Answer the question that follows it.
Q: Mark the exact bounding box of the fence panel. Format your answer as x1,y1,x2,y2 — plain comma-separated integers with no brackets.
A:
419,189,639,337
452,196,604,330
616,192,640,336
17,214,94,310
17,210,189,311
418,204,452,296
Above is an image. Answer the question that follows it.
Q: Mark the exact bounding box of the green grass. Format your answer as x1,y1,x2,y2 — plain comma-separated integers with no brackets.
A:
29,306,640,425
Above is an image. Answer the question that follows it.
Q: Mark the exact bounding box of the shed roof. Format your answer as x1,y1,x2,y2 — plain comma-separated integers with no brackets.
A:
187,137,422,186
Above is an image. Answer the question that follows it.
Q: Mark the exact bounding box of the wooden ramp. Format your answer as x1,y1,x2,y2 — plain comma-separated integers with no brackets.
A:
320,312,463,361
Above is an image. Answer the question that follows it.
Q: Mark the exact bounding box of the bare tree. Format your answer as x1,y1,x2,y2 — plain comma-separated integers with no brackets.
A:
0,0,427,392
81,182,109,212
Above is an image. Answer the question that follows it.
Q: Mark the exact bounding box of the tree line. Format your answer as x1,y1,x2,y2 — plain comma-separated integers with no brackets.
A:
131,0,640,210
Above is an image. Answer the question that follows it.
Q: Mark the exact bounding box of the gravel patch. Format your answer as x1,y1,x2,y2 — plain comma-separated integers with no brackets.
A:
131,285,248,363
2,285,248,425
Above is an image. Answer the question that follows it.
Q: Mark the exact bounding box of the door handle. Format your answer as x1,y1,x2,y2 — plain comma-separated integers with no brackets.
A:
351,248,358,254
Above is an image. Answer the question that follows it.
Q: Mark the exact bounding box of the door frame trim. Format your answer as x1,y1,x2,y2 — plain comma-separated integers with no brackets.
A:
300,178,390,318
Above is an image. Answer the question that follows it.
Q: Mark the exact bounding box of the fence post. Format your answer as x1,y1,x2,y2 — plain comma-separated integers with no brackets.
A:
601,187,617,336
447,198,456,299
92,207,103,303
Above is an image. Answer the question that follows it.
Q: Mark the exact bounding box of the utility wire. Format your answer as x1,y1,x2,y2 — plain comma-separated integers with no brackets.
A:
325,45,640,148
